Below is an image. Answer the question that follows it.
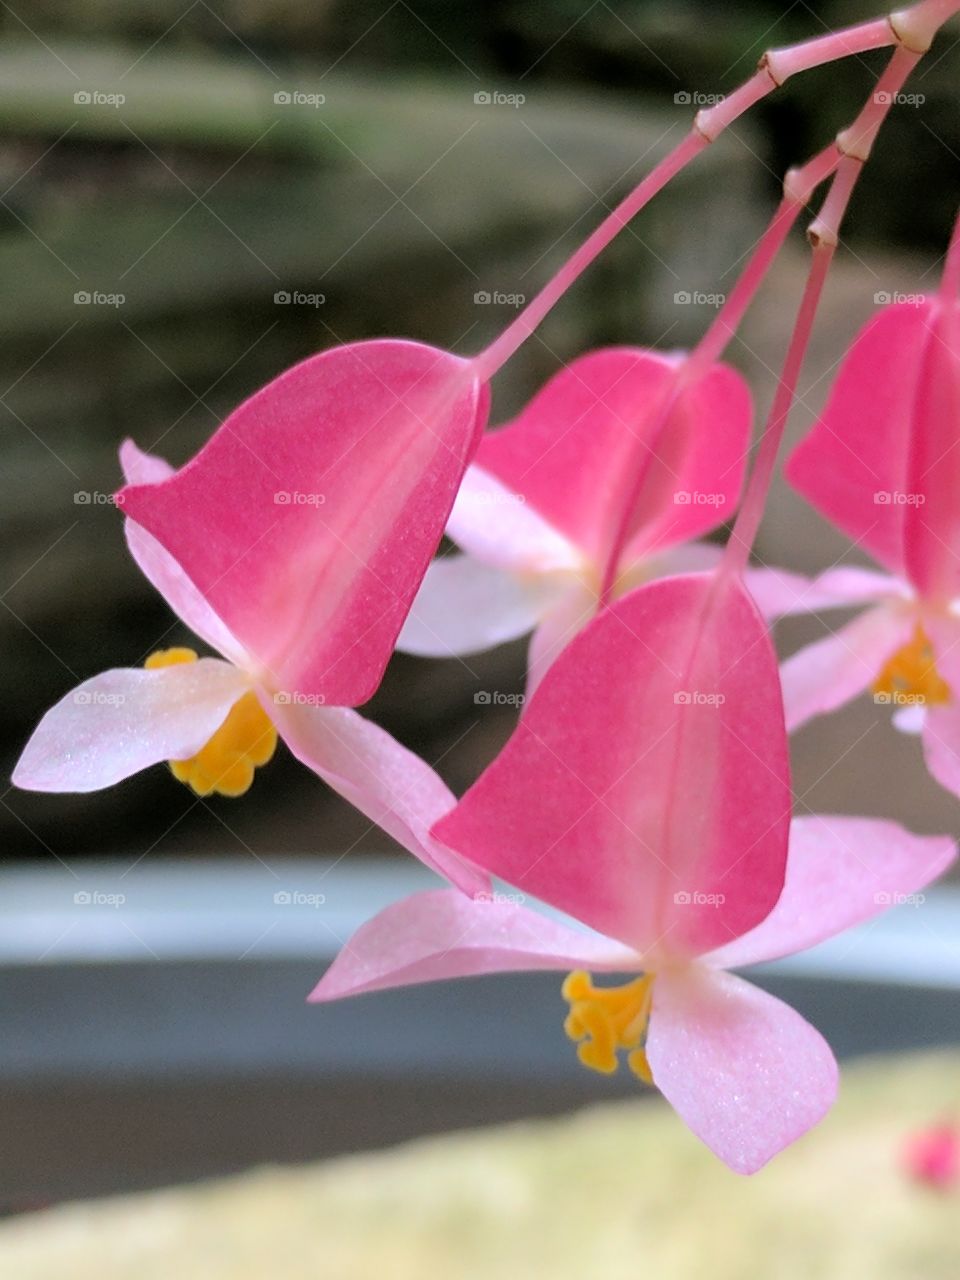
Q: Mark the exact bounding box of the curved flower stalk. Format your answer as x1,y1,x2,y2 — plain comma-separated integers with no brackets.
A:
313,579,956,1172
396,347,757,686
13,441,487,897
782,273,960,798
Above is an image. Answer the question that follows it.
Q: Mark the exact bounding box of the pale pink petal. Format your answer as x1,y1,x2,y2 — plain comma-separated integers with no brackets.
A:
612,539,723,599
526,581,598,694
396,555,568,658
309,889,637,1001
119,341,489,704
476,349,750,570
741,566,818,618
706,815,956,970
119,438,174,485
434,570,790,958
922,702,960,801
646,965,838,1174
267,700,488,896
13,661,248,792
119,441,249,667
902,299,960,599
446,465,581,573
780,604,913,732
803,565,909,607
786,302,932,576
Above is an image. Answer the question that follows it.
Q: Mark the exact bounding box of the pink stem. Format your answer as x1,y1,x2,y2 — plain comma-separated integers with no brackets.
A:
595,147,841,605
725,41,926,573
469,7,925,384
723,247,834,576
687,144,840,377
472,131,708,382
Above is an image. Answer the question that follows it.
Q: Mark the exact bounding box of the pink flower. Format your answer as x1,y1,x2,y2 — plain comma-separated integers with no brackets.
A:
12,439,486,897
312,569,957,1171
119,340,489,705
783,296,960,796
903,1122,960,1190
396,348,805,688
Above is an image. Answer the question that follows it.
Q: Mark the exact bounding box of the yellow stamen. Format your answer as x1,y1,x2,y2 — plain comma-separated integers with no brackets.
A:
871,624,950,708
561,970,655,1083
144,648,277,797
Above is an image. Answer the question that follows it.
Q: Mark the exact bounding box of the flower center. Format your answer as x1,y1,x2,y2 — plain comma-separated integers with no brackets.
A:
562,970,655,1084
871,624,950,708
144,648,277,797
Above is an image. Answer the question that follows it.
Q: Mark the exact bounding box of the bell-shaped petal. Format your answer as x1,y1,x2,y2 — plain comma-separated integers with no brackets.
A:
396,555,570,658
785,302,932,577
119,341,489,705
707,815,956,970
473,348,750,571
433,570,791,958
780,604,913,732
267,700,488,897
901,298,960,600
445,465,582,574
309,889,637,1002
787,297,960,600
119,441,249,667
13,661,248,792
645,965,838,1174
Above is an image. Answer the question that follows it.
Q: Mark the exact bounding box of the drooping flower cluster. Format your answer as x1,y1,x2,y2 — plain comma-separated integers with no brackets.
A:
13,0,960,1175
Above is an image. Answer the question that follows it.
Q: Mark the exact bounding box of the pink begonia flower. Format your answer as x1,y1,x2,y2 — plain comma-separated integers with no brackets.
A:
313,569,954,1171
397,348,807,687
782,297,960,797
118,340,489,706
902,1122,960,1190
12,439,487,897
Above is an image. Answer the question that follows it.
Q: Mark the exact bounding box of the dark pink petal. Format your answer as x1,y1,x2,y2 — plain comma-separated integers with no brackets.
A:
433,571,791,958
267,700,488,897
119,441,248,666
785,302,933,576
646,965,838,1174
13,662,248,792
902,299,960,599
119,341,489,704
475,348,750,569
309,889,637,1001
780,604,912,732
706,815,956,970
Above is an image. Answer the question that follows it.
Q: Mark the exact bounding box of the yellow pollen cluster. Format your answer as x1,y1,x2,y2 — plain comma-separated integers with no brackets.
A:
871,624,950,708
562,970,655,1084
144,648,277,797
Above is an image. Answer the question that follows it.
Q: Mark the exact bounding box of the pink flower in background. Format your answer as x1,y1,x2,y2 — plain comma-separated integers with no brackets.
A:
783,295,960,795
312,568,956,1171
13,440,486,897
397,348,800,687
903,1122,960,1190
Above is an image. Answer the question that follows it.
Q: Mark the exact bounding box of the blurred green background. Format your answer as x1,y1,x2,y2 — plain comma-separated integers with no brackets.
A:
3,0,959,863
